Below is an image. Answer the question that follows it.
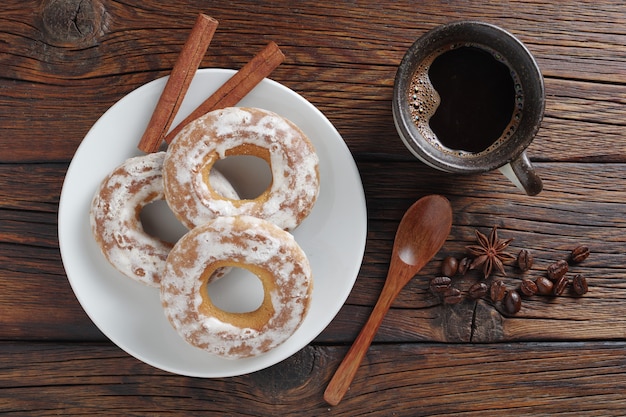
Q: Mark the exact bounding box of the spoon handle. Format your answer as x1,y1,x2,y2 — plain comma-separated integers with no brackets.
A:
323,280,401,406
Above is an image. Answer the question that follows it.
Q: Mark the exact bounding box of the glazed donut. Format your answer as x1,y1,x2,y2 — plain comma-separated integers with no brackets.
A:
163,106,320,230
160,215,313,359
90,152,238,287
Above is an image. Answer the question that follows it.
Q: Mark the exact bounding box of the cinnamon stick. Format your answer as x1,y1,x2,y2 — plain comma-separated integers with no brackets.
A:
164,41,285,143
138,14,218,153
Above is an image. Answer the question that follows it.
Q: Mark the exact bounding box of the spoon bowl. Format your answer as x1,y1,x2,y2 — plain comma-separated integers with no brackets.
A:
324,194,453,406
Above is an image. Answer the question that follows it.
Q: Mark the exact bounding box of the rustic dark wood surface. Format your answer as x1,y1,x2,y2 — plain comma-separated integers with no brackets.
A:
1,0,625,415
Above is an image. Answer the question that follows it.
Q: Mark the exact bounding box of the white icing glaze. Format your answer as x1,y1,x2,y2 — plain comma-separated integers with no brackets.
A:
163,107,320,230
90,152,170,286
89,152,238,286
160,215,313,359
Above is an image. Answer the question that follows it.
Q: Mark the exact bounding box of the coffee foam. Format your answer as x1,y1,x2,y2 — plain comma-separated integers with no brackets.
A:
408,43,524,158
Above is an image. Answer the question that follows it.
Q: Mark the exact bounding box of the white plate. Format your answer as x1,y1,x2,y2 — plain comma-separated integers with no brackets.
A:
58,69,367,377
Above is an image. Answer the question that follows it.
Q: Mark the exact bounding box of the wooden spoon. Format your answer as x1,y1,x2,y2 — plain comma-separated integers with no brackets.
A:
324,194,453,406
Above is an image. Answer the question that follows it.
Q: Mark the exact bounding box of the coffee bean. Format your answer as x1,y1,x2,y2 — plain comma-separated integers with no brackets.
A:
519,278,538,297
441,256,459,277
504,290,522,314
490,280,507,303
552,275,569,296
457,257,471,275
430,276,452,294
570,246,590,264
547,260,568,281
572,274,588,295
517,249,533,272
535,276,554,295
468,281,489,300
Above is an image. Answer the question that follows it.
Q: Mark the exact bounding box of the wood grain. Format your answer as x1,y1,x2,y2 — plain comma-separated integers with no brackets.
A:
0,161,624,343
1,342,626,415
0,1,624,162
1,0,625,414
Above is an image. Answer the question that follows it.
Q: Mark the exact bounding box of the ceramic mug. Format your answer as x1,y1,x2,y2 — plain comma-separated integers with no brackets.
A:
393,21,544,195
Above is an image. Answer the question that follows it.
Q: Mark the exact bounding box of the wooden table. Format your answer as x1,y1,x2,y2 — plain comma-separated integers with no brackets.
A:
2,0,625,415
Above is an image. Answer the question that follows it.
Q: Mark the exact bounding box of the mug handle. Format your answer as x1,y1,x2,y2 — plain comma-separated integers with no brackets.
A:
498,152,543,196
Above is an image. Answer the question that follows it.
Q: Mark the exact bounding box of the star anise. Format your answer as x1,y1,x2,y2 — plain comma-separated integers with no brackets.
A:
466,226,515,278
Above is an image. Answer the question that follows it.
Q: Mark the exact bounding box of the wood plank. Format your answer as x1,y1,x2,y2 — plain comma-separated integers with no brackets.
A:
346,161,626,343
0,162,624,343
0,164,64,211
0,244,103,341
1,74,623,163
0,0,624,414
0,1,623,162
0,341,625,415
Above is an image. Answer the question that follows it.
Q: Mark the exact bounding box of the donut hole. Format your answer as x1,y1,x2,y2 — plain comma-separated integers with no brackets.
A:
212,154,272,200
206,266,265,314
139,199,187,244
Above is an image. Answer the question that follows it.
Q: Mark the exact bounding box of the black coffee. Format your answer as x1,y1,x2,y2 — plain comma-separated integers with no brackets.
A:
409,44,522,155
429,46,515,153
